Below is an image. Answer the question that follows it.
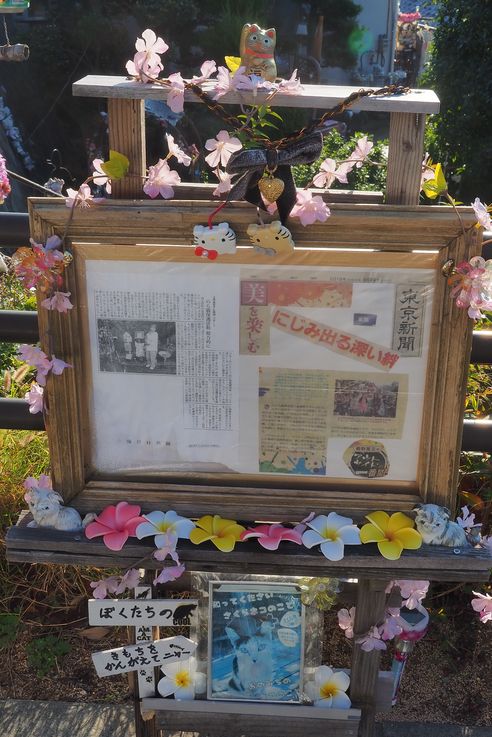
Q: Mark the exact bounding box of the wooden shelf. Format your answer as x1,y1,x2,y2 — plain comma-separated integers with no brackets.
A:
72,76,440,114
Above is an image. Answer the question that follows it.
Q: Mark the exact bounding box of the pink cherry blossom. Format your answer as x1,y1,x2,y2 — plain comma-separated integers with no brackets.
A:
126,29,168,83
153,531,180,562
85,501,146,551
212,169,232,197
114,568,141,595
337,607,356,638
356,625,387,652
471,198,492,230
65,183,99,209
291,190,331,226
235,74,276,96
0,153,11,204
192,60,217,84
41,291,73,313
17,345,51,383
50,356,72,377
212,66,250,100
278,69,303,95
471,591,492,623
25,383,44,414
167,72,185,113
393,580,430,610
421,153,434,189
23,474,52,493
165,134,192,166
144,159,181,199
92,159,112,194
154,563,186,585
379,609,404,640
204,130,242,169
457,505,481,530
350,135,374,168
90,575,120,600
241,523,304,550
449,257,492,319
313,159,352,188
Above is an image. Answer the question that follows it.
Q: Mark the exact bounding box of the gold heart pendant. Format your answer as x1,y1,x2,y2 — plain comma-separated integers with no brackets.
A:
258,174,285,203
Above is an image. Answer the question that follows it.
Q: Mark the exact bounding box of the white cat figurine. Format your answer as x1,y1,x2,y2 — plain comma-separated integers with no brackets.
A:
413,503,468,547
25,487,95,532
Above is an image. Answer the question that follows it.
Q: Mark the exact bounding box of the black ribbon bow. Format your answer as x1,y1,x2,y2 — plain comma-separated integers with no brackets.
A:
225,131,323,224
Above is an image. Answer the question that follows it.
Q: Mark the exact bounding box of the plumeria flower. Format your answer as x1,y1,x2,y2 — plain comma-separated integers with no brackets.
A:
192,60,217,85
240,523,304,550
350,135,374,168
90,575,120,600
65,183,98,209
302,512,361,561
305,666,351,708
356,625,387,652
471,198,492,230
291,190,331,226
92,158,112,194
278,69,303,95
190,515,245,552
25,383,44,414
313,158,352,188
212,169,232,197
85,501,145,551
41,291,73,313
154,562,186,585
471,591,492,623
165,134,192,167
204,130,242,169
158,657,206,700
23,474,51,492
114,568,141,595
137,510,195,547
393,580,430,610
126,29,168,83
144,159,181,199
359,511,422,560
337,606,356,639
167,72,186,113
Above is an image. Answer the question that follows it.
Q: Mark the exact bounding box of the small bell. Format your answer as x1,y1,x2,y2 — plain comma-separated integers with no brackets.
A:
258,165,284,203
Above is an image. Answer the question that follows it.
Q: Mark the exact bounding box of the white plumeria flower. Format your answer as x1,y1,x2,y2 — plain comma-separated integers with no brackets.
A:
158,657,206,700
302,512,361,561
136,510,195,547
305,666,351,708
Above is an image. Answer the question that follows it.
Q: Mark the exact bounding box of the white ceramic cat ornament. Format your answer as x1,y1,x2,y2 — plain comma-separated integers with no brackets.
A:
413,503,468,547
25,487,95,532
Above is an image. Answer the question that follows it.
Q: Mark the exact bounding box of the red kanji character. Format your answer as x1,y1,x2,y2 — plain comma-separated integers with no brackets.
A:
378,351,399,369
318,328,338,345
349,339,370,357
337,334,351,351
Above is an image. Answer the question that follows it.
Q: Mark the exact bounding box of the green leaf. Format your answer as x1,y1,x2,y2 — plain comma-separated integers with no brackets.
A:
100,150,129,181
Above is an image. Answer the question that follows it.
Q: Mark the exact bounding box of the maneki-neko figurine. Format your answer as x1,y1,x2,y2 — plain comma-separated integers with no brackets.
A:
240,23,277,81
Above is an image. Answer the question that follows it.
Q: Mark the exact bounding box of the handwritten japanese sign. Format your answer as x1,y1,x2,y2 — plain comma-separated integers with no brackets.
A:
271,308,400,371
92,635,196,677
88,599,198,627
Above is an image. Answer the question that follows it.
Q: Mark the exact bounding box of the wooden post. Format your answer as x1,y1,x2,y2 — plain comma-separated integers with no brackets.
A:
129,570,158,737
349,578,389,737
107,98,146,199
386,112,426,205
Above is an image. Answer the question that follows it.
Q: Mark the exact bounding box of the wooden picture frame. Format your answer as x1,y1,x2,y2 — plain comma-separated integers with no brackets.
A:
29,197,480,520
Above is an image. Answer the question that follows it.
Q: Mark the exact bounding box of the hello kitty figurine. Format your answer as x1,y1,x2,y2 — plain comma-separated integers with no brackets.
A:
240,23,277,81
193,222,237,260
25,487,95,532
413,503,468,547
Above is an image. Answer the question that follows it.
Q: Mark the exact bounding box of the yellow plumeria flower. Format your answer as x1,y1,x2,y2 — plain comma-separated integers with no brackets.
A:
359,511,422,560
190,514,245,552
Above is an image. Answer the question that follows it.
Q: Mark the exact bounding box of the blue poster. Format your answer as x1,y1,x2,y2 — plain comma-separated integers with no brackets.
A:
208,582,304,702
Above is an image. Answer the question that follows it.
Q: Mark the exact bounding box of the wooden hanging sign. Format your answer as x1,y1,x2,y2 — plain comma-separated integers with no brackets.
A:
92,635,196,677
88,598,198,627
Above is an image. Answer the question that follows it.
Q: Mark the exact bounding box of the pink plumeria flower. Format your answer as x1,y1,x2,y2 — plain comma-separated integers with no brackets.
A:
212,169,232,197
241,523,304,550
356,626,387,652
291,190,331,226
471,198,492,230
471,591,492,623
24,473,52,492
165,134,192,167
167,72,185,113
204,130,242,169
278,69,303,95
144,159,181,199
92,158,112,194
126,29,168,83
350,135,374,168
212,65,250,100
41,291,73,313
65,183,99,209
154,563,186,585
337,606,356,639
90,575,120,600
25,382,44,414
192,60,217,85
85,501,146,551
114,568,141,595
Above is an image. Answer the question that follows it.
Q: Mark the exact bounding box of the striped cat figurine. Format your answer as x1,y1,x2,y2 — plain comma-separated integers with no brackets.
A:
240,23,277,82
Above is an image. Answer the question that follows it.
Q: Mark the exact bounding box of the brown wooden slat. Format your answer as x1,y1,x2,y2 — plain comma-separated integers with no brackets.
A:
108,98,146,199
386,112,426,205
